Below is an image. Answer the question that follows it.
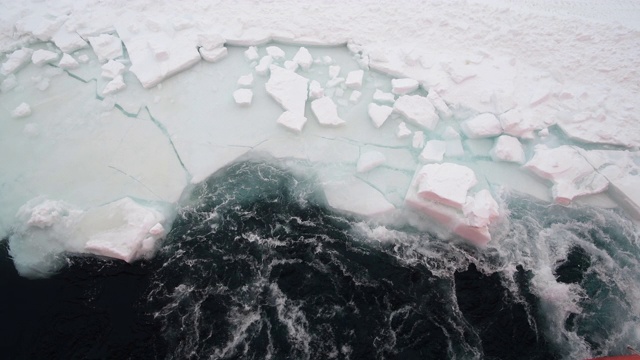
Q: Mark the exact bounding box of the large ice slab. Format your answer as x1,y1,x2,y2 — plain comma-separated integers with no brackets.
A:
393,95,439,131
524,145,609,205
322,176,395,217
265,65,309,116
415,163,478,209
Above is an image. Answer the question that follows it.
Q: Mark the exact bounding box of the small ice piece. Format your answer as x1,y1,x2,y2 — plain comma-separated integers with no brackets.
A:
349,90,362,103
329,65,341,78
58,53,79,69
394,95,439,131
233,88,253,106
345,70,364,89
397,122,412,139
311,97,345,126
292,47,313,70
322,56,333,64
391,78,419,95
197,33,225,50
237,73,254,87
148,223,165,236
308,80,324,99
31,49,58,66
461,113,503,139
12,103,32,118
266,46,285,59
277,111,308,133
102,75,126,95
265,65,309,115
538,128,549,137
368,103,393,128
101,60,125,79
1,74,18,92
491,135,525,164
442,126,460,140
357,151,386,173
463,189,500,227
426,89,452,117
1,48,34,75
88,34,123,62
255,56,273,75
244,46,259,61
419,140,447,163
199,46,228,63
524,145,609,205
416,163,478,209
284,60,298,71
77,54,90,63
373,89,395,103
412,131,425,148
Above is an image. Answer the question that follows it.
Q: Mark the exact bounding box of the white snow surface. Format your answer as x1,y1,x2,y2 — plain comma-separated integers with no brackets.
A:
1,0,640,277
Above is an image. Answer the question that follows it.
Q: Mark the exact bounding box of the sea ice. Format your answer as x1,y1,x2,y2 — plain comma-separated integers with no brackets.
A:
11,103,32,118
491,135,526,164
357,151,386,173
368,103,393,128
311,97,345,126
58,54,79,69
233,89,253,106
391,78,419,95
292,47,313,70
461,113,503,139
416,163,478,209
265,65,309,116
345,70,364,89
31,49,58,66
419,140,447,163
394,95,439,131
101,60,126,79
88,34,123,62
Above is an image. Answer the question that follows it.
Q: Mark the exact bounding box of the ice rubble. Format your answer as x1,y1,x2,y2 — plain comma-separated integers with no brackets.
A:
1,1,639,276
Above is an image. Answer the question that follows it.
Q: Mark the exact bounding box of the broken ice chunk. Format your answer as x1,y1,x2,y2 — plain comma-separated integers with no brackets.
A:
394,95,439,131
491,135,525,164
197,33,225,50
329,65,341,78
255,55,273,75
292,47,313,70
498,109,536,139
463,189,499,227
1,48,34,75
416,163,477,209
101,60,126,79
199,46,228,63
51,27,88,53
524,145,609,205
345,70,364,89
265,65,309,115
233,89,253,106
391,78,419,95
237,73,254,87
147,38,170,60
412,131,425,148
373,89,395,103
244,46,259,61
77,54,90,63
31,49,59,66
311,97,345,126
357,151,386,173
58,53,79,69
308,80,324,99
426,89,452,117
461,113,502,139
326,77,344,88
419,140,447,163
397,122,412,139
102,75,126,95
12,103,32,118
368,103,393,128
349,90,362,103
284,60,298,71
277,111,308,133
88,34,123,62
266,46,285,59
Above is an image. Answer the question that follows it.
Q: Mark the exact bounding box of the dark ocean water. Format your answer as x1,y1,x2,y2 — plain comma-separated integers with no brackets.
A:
1,159,638,359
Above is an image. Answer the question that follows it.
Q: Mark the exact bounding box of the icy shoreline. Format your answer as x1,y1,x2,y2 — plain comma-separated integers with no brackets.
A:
1,1,639,276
